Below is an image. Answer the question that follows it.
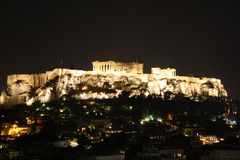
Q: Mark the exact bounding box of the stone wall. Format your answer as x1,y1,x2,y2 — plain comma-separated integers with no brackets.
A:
7,74,36,87
7,68,87,89
151,67,176,77
45,68,86,80
7,73,50,88
34,73,47,87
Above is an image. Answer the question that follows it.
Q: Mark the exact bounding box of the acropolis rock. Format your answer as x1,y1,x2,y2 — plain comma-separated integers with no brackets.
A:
0,60,228,106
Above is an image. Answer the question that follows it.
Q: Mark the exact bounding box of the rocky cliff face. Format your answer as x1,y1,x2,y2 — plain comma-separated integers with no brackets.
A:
0,72,228,106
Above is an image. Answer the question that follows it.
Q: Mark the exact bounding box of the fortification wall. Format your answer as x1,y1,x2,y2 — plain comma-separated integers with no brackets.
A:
7,73,48,88
7,74,35,86
46,68,85,80
34,73,47,87
173,76,221,85
151,67,176,77
175,76,200,82
7,68,87,89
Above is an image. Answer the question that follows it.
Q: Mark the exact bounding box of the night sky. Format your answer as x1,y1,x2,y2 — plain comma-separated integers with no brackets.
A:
0,1,239,97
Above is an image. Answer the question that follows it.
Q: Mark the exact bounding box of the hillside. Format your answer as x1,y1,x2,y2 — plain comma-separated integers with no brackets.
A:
0,72,227,106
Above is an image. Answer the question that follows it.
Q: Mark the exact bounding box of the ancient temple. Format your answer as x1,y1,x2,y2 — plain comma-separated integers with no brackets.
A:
92,61,143,74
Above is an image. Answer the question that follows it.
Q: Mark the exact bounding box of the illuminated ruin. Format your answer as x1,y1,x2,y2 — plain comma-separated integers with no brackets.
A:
92,61,143,74
0,60,228,105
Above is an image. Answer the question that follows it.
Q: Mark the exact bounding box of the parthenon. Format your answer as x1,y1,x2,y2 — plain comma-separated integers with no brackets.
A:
92,61,144,74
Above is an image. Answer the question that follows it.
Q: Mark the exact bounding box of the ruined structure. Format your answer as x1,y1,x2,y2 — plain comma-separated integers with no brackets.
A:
0,60,228,106
6,68,86,88
92,61,143,74
151,67,176,77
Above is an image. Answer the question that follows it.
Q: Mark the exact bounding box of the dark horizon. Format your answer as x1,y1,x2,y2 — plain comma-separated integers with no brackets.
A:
0,1,239,97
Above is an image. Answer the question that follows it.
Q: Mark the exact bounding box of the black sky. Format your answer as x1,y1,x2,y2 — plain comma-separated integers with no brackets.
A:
0,1,240,97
